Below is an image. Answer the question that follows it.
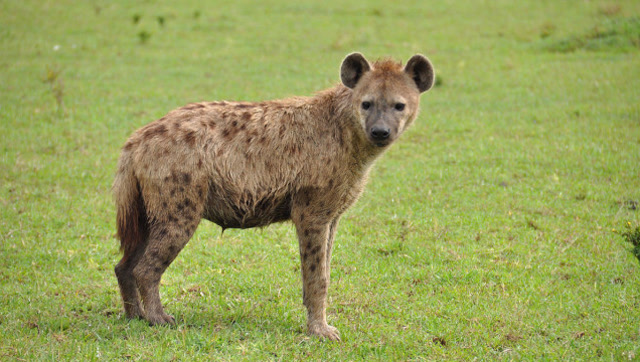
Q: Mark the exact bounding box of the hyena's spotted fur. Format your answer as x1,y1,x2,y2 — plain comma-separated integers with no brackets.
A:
113,53,434,340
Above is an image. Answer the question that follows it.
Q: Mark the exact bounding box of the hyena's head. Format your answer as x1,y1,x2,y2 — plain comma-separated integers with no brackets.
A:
340,53,434,148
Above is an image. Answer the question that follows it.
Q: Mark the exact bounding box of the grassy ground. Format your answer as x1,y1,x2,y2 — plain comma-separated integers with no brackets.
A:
1,0,639,360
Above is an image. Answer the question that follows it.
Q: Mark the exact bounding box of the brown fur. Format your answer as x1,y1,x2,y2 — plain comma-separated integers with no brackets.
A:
113,53,435,340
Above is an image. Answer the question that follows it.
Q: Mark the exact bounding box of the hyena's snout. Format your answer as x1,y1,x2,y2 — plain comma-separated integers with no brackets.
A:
370,124,391,143
368,118,396,147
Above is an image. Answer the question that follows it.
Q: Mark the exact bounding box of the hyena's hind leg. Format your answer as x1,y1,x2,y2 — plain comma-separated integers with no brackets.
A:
114,238,148,319
133,188,205,325
114,182,150,320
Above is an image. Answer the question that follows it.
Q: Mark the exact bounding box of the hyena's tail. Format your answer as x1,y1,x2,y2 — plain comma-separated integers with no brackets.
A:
113,153,148,263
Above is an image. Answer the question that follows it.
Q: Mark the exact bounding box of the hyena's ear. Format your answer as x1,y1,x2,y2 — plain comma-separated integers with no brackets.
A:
404,55,435,93
340,52,371,89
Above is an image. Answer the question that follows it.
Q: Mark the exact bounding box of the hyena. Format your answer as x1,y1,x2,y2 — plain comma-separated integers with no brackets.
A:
113,53,434,340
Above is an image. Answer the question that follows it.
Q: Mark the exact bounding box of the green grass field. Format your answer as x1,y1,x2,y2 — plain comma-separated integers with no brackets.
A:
2,0,640,360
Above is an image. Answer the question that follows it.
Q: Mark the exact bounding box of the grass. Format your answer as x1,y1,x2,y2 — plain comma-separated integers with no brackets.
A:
543,16,640,52
1,0,639,360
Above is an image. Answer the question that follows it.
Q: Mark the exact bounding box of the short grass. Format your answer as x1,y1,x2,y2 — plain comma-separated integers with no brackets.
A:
1,0,639,360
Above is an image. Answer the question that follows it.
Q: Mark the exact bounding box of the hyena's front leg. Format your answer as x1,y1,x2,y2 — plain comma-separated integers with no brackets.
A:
292,205,340,341
325,218,340,281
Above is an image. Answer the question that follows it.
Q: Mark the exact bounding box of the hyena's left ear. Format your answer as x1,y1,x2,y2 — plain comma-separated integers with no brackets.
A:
341,52,371,89
404,55,435,93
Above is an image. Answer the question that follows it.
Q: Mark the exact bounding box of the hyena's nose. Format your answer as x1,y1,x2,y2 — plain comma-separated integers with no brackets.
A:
370,126,390,141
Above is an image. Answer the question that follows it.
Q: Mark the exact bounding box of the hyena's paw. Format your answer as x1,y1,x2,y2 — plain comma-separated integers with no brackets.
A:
308,322,341,341
146,312,176,326
123,302,144,320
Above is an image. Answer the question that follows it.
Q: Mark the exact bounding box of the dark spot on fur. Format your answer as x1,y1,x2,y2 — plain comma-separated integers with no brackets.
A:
169,215,178,223
246,136,253,144
168,245,176,254
235,103,251,109
310,245,321,255
303,252,308,261
207,120,216,129
221,129,230,139
181,172,191,185
310,264,316,272
265,160,274,171
162,202,168,208
196,185,204,198
242,112,251,121
154,267,162,273
259,136,266,144
304,229,310,237
231,120,238,128
328,179,334,188
300,213,305,222
285,144,298,154
142,124,168,139
184,130,197,146
197,159,203,169
179,186,185,192
162,259,171,266
240,123,246,131
279,125,286,137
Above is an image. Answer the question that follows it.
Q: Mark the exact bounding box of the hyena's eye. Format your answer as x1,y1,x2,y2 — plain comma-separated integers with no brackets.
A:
361,101,371,110
394,103,406,111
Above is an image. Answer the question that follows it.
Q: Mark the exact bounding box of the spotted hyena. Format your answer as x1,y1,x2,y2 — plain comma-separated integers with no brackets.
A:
113,53,434,340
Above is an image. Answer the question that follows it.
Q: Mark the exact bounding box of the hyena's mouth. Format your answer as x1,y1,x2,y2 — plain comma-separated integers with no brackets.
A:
369,134,393,147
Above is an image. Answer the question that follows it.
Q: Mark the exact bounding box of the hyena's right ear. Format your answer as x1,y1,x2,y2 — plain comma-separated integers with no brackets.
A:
340,52,371,89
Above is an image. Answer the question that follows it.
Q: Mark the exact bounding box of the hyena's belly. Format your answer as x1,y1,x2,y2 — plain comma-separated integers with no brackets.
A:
202,188,292,229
